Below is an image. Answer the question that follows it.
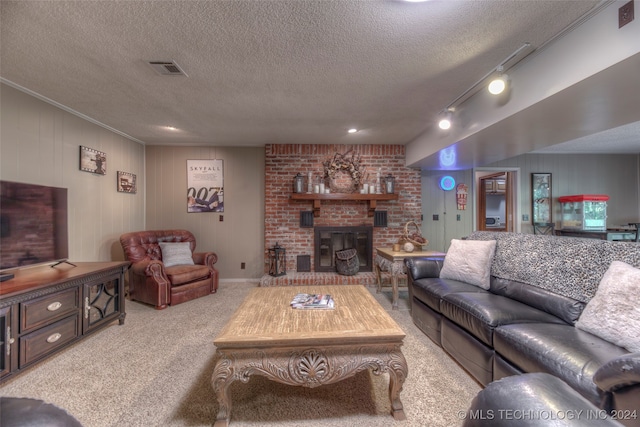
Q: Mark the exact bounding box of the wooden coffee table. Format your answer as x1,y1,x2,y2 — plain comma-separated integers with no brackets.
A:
211,285,408,426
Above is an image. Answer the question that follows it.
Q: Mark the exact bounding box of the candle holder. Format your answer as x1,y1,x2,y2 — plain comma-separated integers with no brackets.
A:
293,173,305,193
384,174,395,194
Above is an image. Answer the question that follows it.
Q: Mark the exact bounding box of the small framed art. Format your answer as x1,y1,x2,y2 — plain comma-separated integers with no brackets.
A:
117,171,137,193
79,145,107,175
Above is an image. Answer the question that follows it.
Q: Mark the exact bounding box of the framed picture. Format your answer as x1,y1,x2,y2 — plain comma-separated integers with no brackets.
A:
79,146,107,175
117,171,136,193
187,159,224,212
531,173,552,223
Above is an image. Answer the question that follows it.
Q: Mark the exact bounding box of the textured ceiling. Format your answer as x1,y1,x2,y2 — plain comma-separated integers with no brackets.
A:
3,0,634,157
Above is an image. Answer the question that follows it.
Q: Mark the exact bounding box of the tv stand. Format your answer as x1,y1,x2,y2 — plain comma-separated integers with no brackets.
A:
50,260,77,268
0,261,128,381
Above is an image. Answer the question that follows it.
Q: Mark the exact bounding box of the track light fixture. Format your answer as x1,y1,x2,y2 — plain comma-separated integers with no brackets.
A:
438,110,453,130
435,43,532,131
488,66,509,95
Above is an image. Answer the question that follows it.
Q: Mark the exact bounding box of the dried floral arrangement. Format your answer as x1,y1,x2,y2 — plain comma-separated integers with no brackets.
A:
323,150,366,193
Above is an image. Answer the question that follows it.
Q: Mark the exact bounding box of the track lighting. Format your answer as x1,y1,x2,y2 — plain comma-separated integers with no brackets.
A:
438,110,453,130
435,43,532,131
488,66,509,95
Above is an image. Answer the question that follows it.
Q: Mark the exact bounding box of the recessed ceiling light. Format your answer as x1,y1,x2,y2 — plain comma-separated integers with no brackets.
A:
348,128,358,134
166,126,178,131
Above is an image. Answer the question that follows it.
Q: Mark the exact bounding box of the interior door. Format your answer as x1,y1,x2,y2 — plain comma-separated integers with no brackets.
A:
478,172,514,232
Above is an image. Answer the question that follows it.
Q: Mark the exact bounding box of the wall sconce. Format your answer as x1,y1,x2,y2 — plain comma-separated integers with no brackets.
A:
268,242,287,276
488,66,509,95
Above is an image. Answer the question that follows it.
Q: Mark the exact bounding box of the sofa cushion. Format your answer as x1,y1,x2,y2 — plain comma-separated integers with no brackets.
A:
440,239,496,289
412,277,488,312
576,261,640,353
490,277,586,325
441,292,566,346
494,323,630,405
159,242,195,267
165,264,210,285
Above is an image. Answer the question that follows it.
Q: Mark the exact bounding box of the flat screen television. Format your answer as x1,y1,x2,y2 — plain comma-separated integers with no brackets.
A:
0,180,69,271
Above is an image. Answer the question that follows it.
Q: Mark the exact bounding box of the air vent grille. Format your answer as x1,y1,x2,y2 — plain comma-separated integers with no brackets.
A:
374,210,388,227
300,211,314,228
147,61,187,76
297,255,311,272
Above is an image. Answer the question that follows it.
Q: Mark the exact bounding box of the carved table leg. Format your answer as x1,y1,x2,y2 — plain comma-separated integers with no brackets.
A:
212,345,408,425
374,260,383,293
387,349,408,420
211,355,236,427
391,272,399,310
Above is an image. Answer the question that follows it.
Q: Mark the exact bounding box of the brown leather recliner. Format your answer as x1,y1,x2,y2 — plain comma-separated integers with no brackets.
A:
119,230,218,310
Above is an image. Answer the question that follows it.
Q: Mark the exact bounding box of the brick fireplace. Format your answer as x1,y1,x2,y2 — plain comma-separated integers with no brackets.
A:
264,144,421,277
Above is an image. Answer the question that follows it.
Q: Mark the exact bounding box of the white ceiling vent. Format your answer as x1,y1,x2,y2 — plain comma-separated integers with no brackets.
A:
147,61,187,76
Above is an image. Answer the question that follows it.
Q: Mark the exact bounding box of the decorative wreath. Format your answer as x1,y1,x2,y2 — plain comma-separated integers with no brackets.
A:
403,221,428,247
323,150,365,193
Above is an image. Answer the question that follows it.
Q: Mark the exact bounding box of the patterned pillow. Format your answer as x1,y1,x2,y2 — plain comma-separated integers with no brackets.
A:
576,261,640,352
158,242,194,267
439,239,497,290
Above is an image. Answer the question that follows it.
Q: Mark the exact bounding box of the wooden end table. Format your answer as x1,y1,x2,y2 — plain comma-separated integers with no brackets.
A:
211,285,408,426
374,248,445,310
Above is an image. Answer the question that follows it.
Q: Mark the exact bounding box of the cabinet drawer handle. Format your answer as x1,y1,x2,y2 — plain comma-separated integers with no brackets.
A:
6,326,13,356
47,301,62,311
46,333,62,343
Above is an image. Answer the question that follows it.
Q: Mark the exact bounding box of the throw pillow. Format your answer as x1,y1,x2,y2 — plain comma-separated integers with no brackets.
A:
158,242,194,267
576,261,640,352
439,239,497,290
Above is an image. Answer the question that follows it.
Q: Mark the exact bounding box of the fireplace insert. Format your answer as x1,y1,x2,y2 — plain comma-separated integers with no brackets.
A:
314,226,373,272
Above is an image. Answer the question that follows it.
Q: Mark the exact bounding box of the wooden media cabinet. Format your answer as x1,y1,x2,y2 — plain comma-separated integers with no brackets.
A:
0,261,128,382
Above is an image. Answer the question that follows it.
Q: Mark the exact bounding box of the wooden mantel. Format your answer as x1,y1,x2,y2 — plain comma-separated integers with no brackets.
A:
290,193,399,217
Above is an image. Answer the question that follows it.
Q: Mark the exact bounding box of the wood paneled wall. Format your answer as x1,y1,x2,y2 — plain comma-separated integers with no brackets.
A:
422,152,639,252
0,83,145,264
145,146,264,279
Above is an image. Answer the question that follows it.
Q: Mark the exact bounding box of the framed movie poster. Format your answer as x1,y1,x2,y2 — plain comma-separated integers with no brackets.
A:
531,173,552,223
79,145,107,175
187,159,224,212
117,171,137,193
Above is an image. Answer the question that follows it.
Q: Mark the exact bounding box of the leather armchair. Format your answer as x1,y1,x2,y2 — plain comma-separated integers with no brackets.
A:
119,230,218,310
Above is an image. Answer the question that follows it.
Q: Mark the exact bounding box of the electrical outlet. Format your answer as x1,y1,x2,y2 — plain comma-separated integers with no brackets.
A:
241,262,246,269
456,214,461,221
433,214,439,221
522,214,529,222
219,215,224,222
619,0,634,28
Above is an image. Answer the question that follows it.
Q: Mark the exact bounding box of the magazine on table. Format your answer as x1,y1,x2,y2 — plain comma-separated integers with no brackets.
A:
290,293,335,310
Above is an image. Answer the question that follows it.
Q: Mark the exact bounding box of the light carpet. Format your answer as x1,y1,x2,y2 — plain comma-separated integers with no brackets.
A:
0,282,481,427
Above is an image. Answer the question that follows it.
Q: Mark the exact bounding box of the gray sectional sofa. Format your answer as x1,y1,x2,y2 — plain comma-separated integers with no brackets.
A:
405,232,640,427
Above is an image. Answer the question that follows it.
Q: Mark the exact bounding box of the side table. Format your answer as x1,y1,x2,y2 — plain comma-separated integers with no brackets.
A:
374,248,445,310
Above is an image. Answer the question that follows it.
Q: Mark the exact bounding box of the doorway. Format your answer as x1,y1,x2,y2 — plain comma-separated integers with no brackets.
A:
475,169,520,233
